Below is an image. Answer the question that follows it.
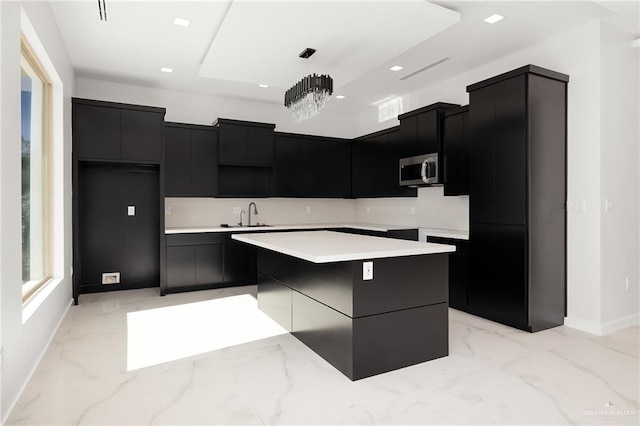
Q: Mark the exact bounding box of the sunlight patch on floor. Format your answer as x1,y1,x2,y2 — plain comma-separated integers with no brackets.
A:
127,294,287,370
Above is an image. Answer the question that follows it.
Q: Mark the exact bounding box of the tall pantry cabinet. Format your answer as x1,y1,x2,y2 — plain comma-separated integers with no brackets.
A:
466,65,569,332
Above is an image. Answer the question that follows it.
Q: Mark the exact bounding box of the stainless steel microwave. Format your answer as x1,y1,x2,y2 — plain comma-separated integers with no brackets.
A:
399,153,440,187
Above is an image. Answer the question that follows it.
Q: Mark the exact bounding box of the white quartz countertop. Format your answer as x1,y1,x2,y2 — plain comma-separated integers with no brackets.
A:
166,223,417,235
419,227,469,240
232,230,456,263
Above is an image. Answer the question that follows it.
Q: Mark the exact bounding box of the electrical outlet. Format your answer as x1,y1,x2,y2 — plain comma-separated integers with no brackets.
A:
165,206,172,215
233,206,242,214
306,206,312,213
605,199,613,213
363,261,373,280
411,207,416,215
102,272,120,285
127,205,135,216
366,206,371,214
625,277,630,291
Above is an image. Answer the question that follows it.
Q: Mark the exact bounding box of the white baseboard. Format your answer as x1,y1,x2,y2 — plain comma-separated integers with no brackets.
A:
2,299,73,425
600,313,640,335
564,313,639,336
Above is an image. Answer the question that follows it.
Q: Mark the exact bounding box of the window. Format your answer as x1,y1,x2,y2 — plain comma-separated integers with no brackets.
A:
21,37,52,302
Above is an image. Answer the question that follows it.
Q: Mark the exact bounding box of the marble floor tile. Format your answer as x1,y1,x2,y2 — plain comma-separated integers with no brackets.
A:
6,287,639,425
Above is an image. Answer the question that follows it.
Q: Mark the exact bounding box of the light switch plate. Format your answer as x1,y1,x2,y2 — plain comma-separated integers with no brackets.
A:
363,261,373,280
165,206,172,215
233,206,242,214
306,206,312,213
128,205,135,216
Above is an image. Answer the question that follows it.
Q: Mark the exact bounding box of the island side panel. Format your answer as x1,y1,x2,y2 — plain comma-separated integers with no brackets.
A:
257,272,292,331
352,303,448,380
258,249,354,316
291,291,354,379
352,254,449,317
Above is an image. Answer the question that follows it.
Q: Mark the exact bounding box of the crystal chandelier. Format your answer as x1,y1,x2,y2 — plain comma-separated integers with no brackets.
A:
284,48,333,123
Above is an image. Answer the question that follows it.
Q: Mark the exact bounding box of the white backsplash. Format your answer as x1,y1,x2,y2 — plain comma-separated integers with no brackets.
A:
166,186,468,231
355,186,469,231
165,198,357,228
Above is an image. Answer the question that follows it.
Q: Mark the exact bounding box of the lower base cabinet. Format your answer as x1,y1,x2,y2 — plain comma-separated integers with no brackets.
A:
427,236,469,310
165,232,256,294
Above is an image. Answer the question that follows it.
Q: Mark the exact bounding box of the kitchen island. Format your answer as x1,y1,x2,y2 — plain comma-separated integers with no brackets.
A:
232,231,455,380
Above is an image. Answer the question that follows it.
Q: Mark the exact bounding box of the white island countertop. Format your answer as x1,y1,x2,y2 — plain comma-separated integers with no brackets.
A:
232,230,456,263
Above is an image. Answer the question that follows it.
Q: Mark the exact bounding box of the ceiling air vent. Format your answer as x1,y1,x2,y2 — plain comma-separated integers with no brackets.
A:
399,57,450,81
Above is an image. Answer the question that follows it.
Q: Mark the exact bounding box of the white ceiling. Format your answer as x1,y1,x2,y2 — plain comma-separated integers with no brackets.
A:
49,1,639,115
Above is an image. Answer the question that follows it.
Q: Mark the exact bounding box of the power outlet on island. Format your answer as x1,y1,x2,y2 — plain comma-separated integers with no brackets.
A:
233,206,242,214
363,261,373,281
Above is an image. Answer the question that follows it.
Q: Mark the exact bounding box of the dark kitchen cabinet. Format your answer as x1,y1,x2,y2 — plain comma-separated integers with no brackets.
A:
397,102,459,159
215,118,275,166
427,236,469,310
442,106,469,196
164,123,218,197
72,98,165,163
272,133,351,198
165,233,224,293
466,65,568,332
301,137,351,198
224,233,257,285
272,134,303,197
352,129,417,198
218,166,270,197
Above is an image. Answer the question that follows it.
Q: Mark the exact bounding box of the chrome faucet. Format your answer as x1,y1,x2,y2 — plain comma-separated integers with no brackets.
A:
248,202,258,226
238,209,246,226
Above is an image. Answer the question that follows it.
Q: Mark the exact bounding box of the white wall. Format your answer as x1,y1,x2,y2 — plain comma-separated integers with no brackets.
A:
76,77,357,139
0,2,75,421
356,188,469,230
599,22,640,330
354,19,639,333
165,198,356,228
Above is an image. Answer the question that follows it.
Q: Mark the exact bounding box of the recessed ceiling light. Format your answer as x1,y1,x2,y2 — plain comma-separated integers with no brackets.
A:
258,84,269,88
173,17,191,27
335,95,346,99
161,67,173,73
484,14,504,24
389,65,404,72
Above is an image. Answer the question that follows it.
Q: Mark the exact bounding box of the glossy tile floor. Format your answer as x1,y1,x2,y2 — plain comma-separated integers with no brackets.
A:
6,286,639,425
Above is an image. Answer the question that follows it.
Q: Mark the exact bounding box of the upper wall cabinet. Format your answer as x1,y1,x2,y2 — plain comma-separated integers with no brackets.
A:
164,123,218,197
214,118,276,166
397,102,459,159
352,128,417,198
442,106,469,196
272,133,351,198
72,98,165,163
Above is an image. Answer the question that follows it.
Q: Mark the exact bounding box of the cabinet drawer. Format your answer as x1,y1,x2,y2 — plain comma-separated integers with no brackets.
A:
166,233,223,246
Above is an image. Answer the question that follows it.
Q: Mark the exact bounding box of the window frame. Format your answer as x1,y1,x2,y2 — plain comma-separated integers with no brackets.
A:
20,34,54,304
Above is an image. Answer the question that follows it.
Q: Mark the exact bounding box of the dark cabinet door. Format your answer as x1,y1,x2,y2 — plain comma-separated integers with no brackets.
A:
191,129,218,197
449,253,469,309
469,223,526,326
273,135,303,196
351,138,380,197
224,235,257,284
120,109,163,162
195,244,224,284
468,86,496,224
218,123,247,165
442,109,469,196
493,76,527,226
73,104,120,160
164,126,192,196
247,126,274,166
416,110,439,154
302,138,351,197
167,245,196,288
397,115,417,158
